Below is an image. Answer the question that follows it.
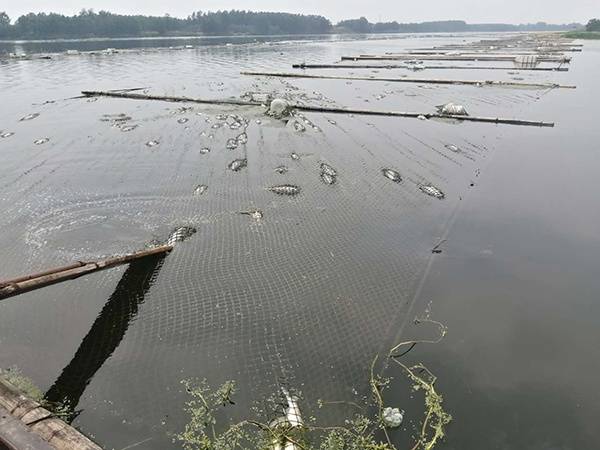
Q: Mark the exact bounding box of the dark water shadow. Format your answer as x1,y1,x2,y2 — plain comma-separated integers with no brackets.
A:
44,254,167,421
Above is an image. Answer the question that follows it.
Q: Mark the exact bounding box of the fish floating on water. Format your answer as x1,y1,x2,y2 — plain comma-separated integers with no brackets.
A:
290,152,300,161
320,172,336,185
194,184,208,195
0,132,15,138
320,163,337,177
228,158,247,172
240,210,264,220
419,184,445,199
382,168,402,183
274,165,289,175
20,113,40,122
177,117,189,124
120,125,138,132
268,184,301,196
167,226,197,246
445,144,460,153
146,140,160,147
34,138,49,145
199,147,211,155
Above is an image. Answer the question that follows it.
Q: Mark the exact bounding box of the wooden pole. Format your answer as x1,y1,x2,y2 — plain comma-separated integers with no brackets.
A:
241,71,575,89
0,378,102,450
80,90,555,128
0,245,173,301
291,63,569,72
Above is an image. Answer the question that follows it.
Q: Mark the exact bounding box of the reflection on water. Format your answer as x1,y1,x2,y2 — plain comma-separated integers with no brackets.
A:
44,254,167,421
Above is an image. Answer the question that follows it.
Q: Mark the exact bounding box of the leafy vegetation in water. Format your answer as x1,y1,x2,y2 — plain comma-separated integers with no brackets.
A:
178,318,451,450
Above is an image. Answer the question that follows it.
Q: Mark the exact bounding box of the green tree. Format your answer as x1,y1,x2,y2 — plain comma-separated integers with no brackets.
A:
586,19,600,31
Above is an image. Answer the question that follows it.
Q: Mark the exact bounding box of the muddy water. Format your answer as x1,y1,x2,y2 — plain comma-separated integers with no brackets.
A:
0,34,598,449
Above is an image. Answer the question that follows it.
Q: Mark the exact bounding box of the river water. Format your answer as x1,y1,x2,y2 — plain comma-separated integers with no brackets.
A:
0,34,598,449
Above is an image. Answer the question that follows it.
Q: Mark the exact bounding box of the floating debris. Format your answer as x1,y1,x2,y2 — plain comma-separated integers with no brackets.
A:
226,138,238,150
236,132,248,145
420,184,445,199
1,132,15,138
167,226,197,246
320,163,337,177
320,172,336,185
436,102,469,116
327,119,337,125
228,158,247,172
274,165,289,175
417,115,427,120
101,113,131,123
215,114,228,121
87,97,98,103
382,407,404,428
20,113,40,122
194,184,208,196
34,138,49,145
268,184,301,196
240,210,264,220
293,120,306,132
199,147,211,155
444,144,460,153
382,168,402,183
256,119,262,125
177,117,189,124
268,98,291,118
146,140,160,147
212,123,222,129
120,125,138,132
290,152,300,161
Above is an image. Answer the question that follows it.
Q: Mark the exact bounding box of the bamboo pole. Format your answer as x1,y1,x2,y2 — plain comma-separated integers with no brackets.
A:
0,245,173,301
0,378,102,450
80,90,555,128
291,63,569,71
81,90,261,107
241,71,575,89
342,55,571,62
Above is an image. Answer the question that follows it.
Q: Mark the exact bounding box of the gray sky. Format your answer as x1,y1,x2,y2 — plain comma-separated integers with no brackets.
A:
1,0,594,24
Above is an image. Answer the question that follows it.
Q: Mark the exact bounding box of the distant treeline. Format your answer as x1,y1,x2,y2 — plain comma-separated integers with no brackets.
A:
0,10,581,40
335,17,580,34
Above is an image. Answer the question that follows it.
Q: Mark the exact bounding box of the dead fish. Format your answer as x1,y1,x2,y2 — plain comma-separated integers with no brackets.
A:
226,138,238,150
320,172,336,185
420,184,445,199
215,114,228,121
293,120,306,132
177,117,189,124
240,209,264,220
236,132,248,145
20,113,40,121
199,147,211,155
167,226,197,246
445,144,460,153
382,168,402,183
34,138,49,145
0,132,14,138
120,125,138,132
228,158,247,172
290,152,300,161
194,184,208,195
327,119,337,125
146,140,160,147
320,163,337,177
274,165,289,175
211,123,222,129
268,184,301,196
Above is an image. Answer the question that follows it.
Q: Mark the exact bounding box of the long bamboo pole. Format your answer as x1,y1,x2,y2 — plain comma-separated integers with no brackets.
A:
241,71,575,89
80,90,555,127
342,55,571,62
0,245,173,301
81,90,261,107
291,63,569,71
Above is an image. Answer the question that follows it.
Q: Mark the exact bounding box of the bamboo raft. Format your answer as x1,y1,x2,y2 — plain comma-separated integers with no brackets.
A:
0,378,101,450
0,245,173,300
80,90,555,127
292,63,569,71
241,71,576,89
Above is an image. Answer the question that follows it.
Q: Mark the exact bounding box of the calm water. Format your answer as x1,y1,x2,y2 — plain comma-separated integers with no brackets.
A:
0,34,598,449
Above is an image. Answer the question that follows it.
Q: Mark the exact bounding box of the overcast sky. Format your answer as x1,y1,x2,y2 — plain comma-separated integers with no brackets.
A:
1,0,595,24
